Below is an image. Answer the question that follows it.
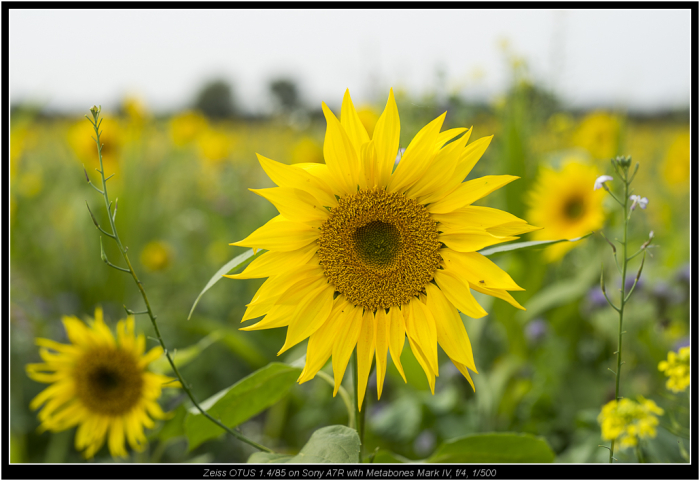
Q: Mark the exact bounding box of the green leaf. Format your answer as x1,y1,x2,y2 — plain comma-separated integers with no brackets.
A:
188,249,262,320
156,404,188,442
247,425,361,464
185,318,268,369
518,259,600,323
479,233,593,257
427,433,555,463
248,452,294,463
149,331,223,374
372,450,412,463
184,362,301,450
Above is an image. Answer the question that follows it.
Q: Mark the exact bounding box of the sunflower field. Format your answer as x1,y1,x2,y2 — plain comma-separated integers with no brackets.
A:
9,67,690,466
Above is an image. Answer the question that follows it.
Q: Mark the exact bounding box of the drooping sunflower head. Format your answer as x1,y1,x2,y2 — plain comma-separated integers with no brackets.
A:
229,89,537,404
26,308,176,459
526,160,606,261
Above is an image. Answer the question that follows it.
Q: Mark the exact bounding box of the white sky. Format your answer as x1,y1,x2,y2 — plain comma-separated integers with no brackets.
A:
10,8,692,113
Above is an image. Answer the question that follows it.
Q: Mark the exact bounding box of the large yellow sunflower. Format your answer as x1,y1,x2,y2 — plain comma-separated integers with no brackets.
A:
526,161,605,261
229,89,536,406
26,308,176,458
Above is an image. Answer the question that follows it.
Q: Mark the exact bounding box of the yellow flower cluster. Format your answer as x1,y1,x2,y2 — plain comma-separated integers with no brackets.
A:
658,347,690,393
598,396,664,449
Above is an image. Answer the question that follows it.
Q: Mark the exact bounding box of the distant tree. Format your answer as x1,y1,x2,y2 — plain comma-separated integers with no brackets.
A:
269,78,300,112
195,79,236,119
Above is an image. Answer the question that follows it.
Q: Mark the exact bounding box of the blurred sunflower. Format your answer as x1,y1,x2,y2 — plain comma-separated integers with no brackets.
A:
169,110,207,147
229,89,536,405
68,116,123,175
290,136,324,164
662,131,690,190
26,308,176,458
572,111,621,161
140,240,173,272
526,161,605,261
196,125,232,165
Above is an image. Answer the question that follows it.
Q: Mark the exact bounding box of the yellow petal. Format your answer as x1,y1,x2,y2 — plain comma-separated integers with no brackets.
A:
374,308,389,399
405,299,439,375
407,336,436,394
450,358,476,392
250,187,329,226
246,263,323,307
372,88,400,187
277,284,335,354
226,243,317,280
388,305,407,382
275,276,327,305
139,346,164,368
340,89,370,153
408,128,471,200
427,175,519,214
360,140,377,189
486,222,542,237
108,417,127,458
439,230,518,252
256,153,337,207
240,303,296,331
331,305,363,395
322,102,359,194
298,297,351,383
425,283,477,371
470,283,525,310
434,205,527,232
434,269,488,318
232,216,319,252
388,112,446,193
356,310,376,410
440,248,523,291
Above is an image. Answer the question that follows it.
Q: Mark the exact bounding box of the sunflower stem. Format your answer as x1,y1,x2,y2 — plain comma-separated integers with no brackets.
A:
352,349,366,463
85,107,274,454
316,370,355,429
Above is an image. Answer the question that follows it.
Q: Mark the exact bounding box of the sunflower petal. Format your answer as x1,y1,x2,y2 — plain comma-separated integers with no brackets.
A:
322,102,360,194
331,306,363,395
250,187,328,226
388,112,446,193
440,248,523,291
374,308,389,399
405,299,439,375
440,230,518,252
226,243,317,280
372,88,400,187
425,283,477,371
231,216,319,252
356,310,376,410
256,153,337,208
388,305,407,382
340,89,370,153
434,269,488,318
277,284,335,354
428,175,519,214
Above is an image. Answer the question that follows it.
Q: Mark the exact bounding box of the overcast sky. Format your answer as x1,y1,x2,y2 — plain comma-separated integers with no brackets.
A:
10,8,691,114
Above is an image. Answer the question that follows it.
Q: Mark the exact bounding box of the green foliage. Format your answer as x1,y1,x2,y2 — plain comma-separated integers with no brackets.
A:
184,363,301,450
427,433,555,463
188,249,261,320
479,233,593,257
248,425,361,464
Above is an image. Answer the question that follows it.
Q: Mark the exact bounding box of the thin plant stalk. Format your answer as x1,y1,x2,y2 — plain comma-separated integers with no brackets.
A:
601,158,648,463
85,108,273,454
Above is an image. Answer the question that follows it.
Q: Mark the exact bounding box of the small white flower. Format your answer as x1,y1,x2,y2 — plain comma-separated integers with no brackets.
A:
594,175,614,191
629,195,649,211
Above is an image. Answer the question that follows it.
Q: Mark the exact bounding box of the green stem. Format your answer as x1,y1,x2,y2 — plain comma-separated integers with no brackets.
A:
87,112,273,454
636,445,645,463
316,370,355,429
352,350,366,463
610,172,629,463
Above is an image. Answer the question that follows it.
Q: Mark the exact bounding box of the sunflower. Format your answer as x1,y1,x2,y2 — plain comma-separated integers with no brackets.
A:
229,89,536,406
26,308,176,458
526,161,605,261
